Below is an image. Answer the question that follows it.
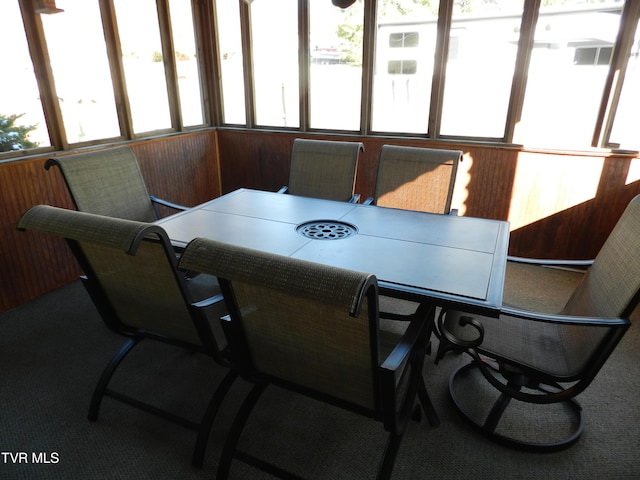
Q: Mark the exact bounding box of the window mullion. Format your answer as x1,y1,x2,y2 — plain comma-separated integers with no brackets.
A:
298,0,309,132
503,0,540,144
156,0,182,131
99,0,134,139
239,0,255,128
359,0,376,136
19,0,67,150
428,0,453,139
194,0,221,126
593,0,640,148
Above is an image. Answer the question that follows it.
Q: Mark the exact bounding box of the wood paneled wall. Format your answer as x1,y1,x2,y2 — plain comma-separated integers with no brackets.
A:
216,129,640,260
2,128,639,312
1,131,220,312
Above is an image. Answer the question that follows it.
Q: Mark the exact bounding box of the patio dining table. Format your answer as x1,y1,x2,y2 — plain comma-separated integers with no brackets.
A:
156,188,510,316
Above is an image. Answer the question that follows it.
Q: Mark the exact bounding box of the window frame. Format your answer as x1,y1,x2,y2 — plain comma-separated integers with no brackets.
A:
2,0,212,160
3,0,640,161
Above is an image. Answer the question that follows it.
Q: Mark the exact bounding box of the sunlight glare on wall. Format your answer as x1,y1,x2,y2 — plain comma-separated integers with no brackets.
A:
508,152,603,231
627,158,640,186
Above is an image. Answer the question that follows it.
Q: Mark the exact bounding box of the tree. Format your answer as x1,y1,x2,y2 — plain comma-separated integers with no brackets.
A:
0,113,39,152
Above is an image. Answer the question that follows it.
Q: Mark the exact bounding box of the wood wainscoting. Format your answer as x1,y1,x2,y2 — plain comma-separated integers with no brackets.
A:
216,129,640,261
1,130,220,312
2,128,639,312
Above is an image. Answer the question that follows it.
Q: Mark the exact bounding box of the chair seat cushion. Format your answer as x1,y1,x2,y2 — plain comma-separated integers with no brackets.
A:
444,310,608,379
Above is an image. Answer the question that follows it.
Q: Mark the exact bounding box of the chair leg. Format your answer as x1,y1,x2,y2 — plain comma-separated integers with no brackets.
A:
449,361,585,452
217,382,268,480
418,378,440,427
483,390,513,433
377,432,403,480
88,337,140,421
191,370,238,468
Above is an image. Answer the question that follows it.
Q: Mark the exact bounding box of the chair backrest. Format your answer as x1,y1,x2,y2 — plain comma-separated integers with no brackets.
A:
562,194,640,319
287,139,364,201
45,146,157,222
540,195,640,382
180,238,382,411
374,145,462,214
17,205,222,356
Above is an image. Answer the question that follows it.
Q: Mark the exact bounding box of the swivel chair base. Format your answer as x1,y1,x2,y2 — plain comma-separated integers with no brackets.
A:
449,361,584,453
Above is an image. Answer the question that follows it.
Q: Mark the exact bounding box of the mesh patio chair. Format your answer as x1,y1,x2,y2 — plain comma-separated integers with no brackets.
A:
17,205,235,467
434,194,640,452
278,138,364,202
364,145,462,324
45,145,187,221
364,145,462,215
179,238,440,480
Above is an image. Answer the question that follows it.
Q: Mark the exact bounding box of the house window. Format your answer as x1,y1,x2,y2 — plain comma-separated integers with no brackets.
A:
387,60,417,75
389,32,419,48
574,46,614,66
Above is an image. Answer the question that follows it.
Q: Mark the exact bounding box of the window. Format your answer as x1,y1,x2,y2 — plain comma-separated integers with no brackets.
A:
2,0,639,156
169,0,204,127
114,0,172,134
387,60,417,75
439,2,525,139
40,0,120,144
371,1,439,134
216,0,246,125
0,1,49,151
574,46,613,66
251,0,299,128
389,32,419,48
514,2,623,149
609,19,640,151
309,0,363,130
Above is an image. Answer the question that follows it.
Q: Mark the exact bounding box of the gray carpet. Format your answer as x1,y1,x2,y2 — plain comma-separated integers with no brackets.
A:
1,266,638,479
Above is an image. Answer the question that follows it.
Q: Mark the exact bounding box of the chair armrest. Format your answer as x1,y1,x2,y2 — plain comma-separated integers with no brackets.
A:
380,314,434,432
499,306,630,327
507,255,593,270
460,308,631,403
150,195,188,212
348,194,361,204
380,316,425,375
191,294,225,309
277,186,289,194
362,197,374,206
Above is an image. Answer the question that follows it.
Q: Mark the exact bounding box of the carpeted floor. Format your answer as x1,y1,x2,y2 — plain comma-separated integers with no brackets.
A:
1,266,638,479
